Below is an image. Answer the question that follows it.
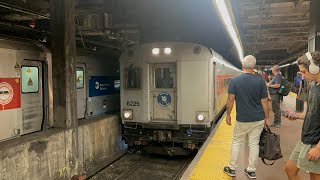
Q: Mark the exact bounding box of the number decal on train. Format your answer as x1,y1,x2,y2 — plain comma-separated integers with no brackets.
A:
127,101,140,106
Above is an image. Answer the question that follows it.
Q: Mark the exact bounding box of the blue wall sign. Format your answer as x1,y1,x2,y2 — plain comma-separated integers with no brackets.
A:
157,92,171,107
89,76,119,97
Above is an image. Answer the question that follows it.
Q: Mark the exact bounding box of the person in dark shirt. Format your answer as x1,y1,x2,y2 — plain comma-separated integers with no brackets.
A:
223,55,270,179
266,65,282,127
285,51,320,180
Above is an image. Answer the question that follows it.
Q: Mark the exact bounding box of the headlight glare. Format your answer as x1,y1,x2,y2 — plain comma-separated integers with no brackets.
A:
122,109,133,120
197,114,205,121
196,111,208,121
164,48,172,55
152,48,160,55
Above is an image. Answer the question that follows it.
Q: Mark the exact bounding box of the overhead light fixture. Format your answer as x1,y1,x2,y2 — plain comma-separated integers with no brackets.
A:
280,63,290,68
214,0,243,62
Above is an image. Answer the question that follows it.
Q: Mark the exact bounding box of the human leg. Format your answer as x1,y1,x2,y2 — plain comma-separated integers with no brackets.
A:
310,173,320,180
285,160,300,180
247,120,265,172
286,141,303,180
228,121,247,170
271,94,281,125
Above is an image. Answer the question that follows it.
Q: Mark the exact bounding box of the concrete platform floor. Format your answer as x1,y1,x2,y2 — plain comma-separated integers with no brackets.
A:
233,94,309,180
182,93,310,180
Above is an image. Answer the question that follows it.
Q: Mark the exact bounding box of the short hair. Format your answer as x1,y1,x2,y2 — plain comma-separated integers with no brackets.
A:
242,55,256,69
272,65,280,72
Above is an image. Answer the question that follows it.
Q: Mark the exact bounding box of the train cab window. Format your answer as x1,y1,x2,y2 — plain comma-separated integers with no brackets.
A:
76,68,84,89
125,68,141,89
155,67,174,88
21,66,39,93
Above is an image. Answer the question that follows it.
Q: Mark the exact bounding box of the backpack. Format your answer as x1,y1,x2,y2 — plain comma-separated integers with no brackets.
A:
294,77,301,87
259,127,283,165
278,78,291,96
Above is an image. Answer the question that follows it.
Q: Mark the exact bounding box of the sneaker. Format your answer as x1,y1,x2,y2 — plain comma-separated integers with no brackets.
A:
244,169,256,179
270,122,281,127
223,166,236,177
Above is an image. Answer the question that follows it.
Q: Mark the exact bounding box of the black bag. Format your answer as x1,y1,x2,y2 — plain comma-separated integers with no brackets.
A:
259,126,283,165
278,78,292,96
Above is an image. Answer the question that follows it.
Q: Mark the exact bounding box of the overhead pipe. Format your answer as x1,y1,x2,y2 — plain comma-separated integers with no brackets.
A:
0,2,50,19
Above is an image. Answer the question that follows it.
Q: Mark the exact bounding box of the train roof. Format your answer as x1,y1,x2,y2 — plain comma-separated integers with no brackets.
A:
0,35,48,52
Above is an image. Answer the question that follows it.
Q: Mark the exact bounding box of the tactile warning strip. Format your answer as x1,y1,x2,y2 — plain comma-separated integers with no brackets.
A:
189,108,236,180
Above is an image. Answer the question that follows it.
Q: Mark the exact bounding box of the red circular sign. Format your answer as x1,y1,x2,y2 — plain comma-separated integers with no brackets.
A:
0,82,14,106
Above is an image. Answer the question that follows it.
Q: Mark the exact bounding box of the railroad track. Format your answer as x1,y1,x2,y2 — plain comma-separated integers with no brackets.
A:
90,152,194,180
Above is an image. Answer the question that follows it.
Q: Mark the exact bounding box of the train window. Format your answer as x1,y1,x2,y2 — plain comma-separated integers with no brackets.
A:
125,68,141,89
76,68,84,89
21,66,39,93
155,68,174,88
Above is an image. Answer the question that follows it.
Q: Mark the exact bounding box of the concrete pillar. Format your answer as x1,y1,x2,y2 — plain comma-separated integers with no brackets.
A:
309,0,320,52
50,0,78,128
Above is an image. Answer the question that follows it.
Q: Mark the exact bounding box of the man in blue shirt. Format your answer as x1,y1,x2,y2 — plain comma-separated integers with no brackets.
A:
223,55,270,179
266,65,282,127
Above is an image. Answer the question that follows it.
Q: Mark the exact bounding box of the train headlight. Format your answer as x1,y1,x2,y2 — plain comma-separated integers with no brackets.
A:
197,114,205,121
123,109,133,120
152,48,160,55
164,47,172,55
196,112,208,121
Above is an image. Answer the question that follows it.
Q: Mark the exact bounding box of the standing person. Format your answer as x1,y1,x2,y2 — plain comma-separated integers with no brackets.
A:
263,71,269,82
223,55,270,179
294,72,302,94
266,65,282,127
285,51,320,180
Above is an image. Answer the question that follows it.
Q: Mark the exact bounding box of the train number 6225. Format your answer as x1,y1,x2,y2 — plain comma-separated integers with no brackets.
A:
127,101,140,106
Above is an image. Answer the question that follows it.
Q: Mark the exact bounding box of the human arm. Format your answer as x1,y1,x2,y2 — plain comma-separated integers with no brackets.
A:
261,97,270,126
266,74,281,88
261,82,270,125
226,94,235,126
226,78,235,126
307,141,320,161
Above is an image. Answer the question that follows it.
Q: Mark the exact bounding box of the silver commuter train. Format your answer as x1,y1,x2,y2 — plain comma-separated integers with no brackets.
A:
0,36,120,142
120,42,241,155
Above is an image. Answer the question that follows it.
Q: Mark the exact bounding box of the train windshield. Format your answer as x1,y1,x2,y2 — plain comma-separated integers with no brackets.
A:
125,68,141,89
155,67,175,88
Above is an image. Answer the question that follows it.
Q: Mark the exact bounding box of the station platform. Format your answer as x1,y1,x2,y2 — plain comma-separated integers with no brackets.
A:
182,93,309,180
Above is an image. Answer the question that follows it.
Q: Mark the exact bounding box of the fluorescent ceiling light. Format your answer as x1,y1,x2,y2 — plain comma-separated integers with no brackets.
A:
214,0,243,62
280,63,290,68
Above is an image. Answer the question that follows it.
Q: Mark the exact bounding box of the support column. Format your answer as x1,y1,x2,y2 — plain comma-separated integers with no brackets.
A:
50,0,77,128
309,0,320,52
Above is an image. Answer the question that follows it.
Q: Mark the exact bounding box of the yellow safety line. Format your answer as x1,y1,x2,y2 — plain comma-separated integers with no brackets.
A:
189,107,236,180
188,92,297,179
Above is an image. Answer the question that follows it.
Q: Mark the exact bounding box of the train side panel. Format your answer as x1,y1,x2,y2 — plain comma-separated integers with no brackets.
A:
177,60,209,125
77,56,120,118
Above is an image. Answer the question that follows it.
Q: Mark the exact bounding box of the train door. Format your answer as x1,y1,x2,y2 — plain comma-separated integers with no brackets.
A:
76,64,86,119
21,60,43,135
150,63,176,122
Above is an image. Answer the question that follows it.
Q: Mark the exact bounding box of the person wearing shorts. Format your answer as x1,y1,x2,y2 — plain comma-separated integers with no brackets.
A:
285,52,320,180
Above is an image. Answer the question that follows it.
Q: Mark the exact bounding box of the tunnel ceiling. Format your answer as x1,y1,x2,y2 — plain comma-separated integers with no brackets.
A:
0,0,312,67
0,0,241,67
231,0,310,66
